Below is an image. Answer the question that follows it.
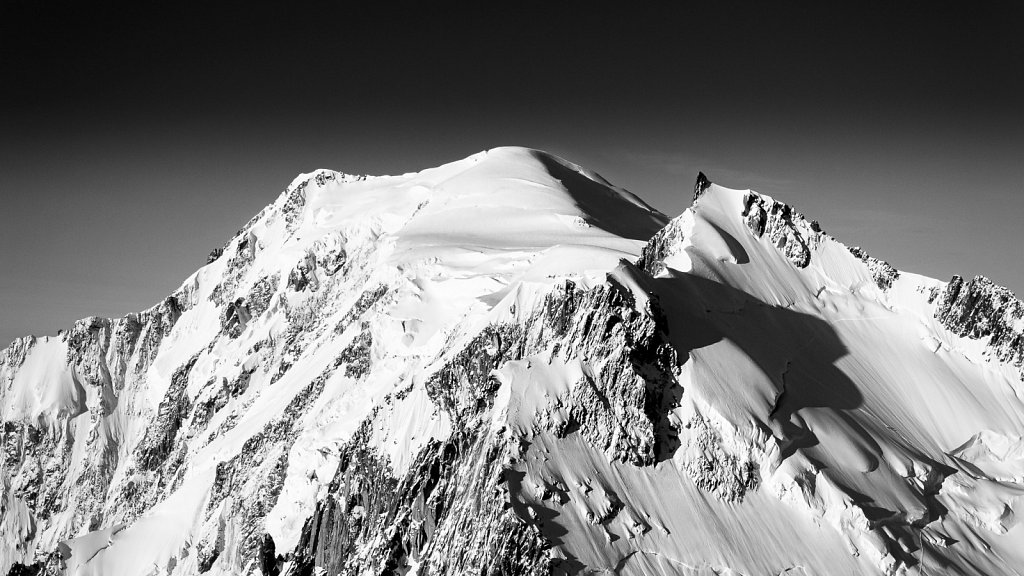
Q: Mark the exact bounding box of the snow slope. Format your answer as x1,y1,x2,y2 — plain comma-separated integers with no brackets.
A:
1,147,1023,575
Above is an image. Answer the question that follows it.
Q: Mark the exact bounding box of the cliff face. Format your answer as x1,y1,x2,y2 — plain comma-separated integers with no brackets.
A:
933,275,1024,376
2,147,1024,576
1,294,188,568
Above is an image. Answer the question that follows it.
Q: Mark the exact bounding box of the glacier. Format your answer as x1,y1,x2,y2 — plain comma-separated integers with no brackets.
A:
2,146,1023,575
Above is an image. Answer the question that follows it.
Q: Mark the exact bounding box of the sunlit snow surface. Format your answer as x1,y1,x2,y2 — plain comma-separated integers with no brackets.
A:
2,147,1023,575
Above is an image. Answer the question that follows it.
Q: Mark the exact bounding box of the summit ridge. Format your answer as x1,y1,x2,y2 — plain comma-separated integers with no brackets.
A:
2,148,1023,576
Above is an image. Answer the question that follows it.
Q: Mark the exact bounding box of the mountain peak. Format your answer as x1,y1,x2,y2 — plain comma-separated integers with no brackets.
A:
3,150,1024,576
693,170,712,201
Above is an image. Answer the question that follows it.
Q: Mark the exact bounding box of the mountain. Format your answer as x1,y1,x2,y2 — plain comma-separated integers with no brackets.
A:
2,146,1023,576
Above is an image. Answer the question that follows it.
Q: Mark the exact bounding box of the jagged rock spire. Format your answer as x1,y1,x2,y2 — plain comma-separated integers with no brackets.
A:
693,171,712,202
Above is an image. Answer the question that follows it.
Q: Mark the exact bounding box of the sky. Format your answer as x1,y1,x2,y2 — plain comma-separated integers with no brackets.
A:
1,2,1022,346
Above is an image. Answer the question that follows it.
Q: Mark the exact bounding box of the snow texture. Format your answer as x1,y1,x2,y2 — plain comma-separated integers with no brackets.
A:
2,146,1023,576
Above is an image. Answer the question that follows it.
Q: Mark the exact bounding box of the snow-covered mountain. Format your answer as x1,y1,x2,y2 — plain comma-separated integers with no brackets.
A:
2,147,1023,576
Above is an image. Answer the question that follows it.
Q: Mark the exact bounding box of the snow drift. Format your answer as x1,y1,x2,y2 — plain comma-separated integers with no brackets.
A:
2,146,1023,576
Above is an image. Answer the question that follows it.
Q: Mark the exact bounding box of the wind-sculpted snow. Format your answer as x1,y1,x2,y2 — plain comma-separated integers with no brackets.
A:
2,147,1023,576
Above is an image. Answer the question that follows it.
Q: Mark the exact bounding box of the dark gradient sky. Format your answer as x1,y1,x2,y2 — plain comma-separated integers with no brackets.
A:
2,2,1022,346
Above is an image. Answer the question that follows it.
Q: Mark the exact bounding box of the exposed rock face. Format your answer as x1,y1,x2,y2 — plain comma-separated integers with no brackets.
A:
740,191,823,268
207,248,225,264
637,212,691,277
848,246,900,290
935,275,1024,372
522,277,683,467
692,171,711,202
2,149,1023,576
290,424,557,576
0,283,192,572
278,273,690,575
5,562,44,576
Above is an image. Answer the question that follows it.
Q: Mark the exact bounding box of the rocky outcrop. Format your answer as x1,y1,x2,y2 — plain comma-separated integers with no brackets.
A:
425,323,525,426
935,275,1024,371
279,170,365,236
286,251,320,293
680,413,760,501
5,561,45,576
848,246,900,290
692,171,711,202
636,213,690,277
289,424,558,576
207,247,225,264
740,191,823,268
135,354,199,473
525,277,683,466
